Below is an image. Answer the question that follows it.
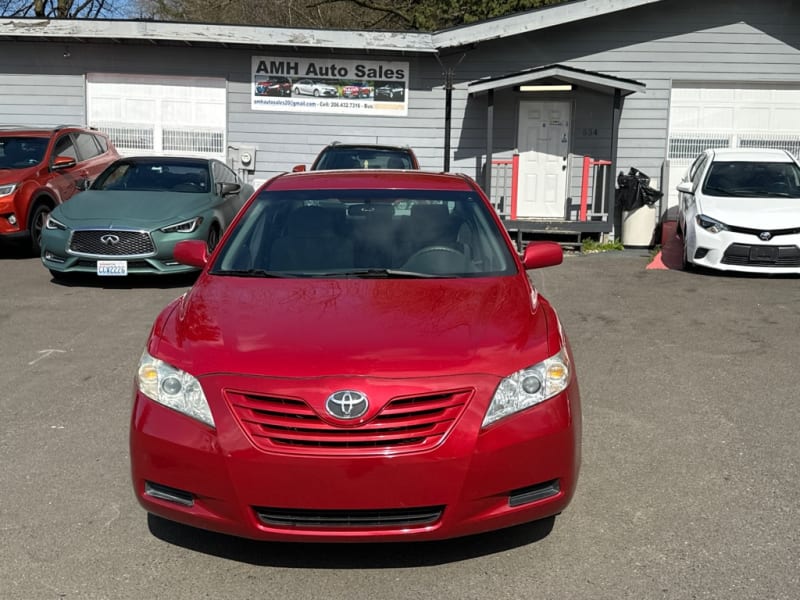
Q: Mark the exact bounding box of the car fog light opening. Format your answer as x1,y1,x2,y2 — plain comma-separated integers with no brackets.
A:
483,349,570,427
137,350,215,427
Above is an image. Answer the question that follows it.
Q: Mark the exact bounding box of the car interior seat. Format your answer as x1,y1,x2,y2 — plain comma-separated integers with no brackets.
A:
269,205,354,271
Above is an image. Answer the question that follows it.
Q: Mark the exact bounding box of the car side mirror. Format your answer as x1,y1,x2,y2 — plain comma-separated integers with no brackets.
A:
522,241,563,270
174,240,208,268
292,165,306,172
217,182,241,196
51,155,77,170
676,181,694,194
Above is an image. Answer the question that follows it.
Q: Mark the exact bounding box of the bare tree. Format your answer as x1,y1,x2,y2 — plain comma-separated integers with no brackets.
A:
2,0,116,17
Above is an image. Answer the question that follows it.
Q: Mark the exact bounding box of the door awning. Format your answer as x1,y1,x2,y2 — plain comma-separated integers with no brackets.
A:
468,64,645,96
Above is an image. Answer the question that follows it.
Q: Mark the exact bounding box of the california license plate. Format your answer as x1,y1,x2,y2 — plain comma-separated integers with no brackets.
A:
97,260,128,276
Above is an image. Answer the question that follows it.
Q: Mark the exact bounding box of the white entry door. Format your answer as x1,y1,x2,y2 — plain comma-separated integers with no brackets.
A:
516,101,571,218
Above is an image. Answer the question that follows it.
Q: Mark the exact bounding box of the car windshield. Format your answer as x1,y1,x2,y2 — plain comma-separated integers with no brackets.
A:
211,189,517,278
91,160,210,193
703,161,800,198
0,136,49,169
314,148,415,170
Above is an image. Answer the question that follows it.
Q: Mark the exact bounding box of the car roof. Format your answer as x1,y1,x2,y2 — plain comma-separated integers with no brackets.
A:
265,170,476,192
0,124,96,135
115,155,212,165
710,148,795,162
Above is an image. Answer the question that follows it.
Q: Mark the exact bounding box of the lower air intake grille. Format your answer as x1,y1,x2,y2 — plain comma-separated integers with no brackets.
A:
254,506,444,528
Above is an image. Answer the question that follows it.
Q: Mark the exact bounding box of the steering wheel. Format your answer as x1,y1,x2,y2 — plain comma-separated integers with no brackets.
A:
404,245,465,262
402,245,470,274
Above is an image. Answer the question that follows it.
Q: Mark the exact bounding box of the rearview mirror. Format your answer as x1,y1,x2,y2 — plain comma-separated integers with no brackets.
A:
522,241,563,270
51,155,77,170
217,182,241,196
174,240,208,269
676,181,694,194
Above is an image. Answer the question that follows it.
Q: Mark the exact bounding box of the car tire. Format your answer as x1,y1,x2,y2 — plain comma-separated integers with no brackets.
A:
293,87,301,95
313,89,320,97
206,224,221,253
29,203,51,256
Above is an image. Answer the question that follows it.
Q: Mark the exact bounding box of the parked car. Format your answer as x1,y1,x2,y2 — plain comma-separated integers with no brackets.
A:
0,125,120,254
341,82,372,98
130,169,581,542
374,82,405,101
293,142,420,171
41,156,253,279
292,79,338,97
255,77,291,97
676,147,800,273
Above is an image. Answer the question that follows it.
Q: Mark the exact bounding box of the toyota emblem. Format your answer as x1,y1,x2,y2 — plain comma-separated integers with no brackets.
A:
759,232,772,241
100,234,121,245
325,390,369,420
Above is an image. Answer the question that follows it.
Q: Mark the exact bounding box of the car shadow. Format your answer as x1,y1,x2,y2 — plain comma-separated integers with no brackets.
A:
146,513,556,567
48,271,200,290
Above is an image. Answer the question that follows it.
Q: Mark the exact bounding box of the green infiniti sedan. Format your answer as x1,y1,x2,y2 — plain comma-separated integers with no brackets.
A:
41,156,254,279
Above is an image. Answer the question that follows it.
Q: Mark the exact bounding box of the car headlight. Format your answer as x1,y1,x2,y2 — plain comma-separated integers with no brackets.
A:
0,183,18,197
160,217,203,234
137,350,215,427
696,214,728,234
45,214,67,230
483,349,570,427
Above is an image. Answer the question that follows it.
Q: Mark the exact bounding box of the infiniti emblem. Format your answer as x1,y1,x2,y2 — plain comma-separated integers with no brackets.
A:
100,234,121,245
759,232,772,241
325,390,369,420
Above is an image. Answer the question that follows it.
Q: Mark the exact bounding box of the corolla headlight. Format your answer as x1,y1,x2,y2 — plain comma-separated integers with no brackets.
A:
0,183,18,197
696,214,728,234
137,350,214,427
483,349,570,427
160,217,203,234
45,214,67,230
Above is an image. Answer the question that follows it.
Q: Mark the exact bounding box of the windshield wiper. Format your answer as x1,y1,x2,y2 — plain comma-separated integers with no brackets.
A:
213,268,290,278
312,268,442,279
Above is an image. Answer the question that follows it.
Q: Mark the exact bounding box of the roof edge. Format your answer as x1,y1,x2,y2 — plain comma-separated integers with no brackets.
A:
432,0,665,50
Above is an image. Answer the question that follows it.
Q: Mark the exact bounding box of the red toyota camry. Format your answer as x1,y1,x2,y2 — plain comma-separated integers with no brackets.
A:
130,170,581,542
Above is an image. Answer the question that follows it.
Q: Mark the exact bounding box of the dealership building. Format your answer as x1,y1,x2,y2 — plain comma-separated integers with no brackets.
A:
1,0,799,243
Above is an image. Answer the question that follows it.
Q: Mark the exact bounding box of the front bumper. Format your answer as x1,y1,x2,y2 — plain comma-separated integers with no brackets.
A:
41,227,205,275
688,227,800,274
130,372,581,542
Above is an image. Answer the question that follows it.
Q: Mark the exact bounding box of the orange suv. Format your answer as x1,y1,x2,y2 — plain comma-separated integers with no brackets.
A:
0,125,120,254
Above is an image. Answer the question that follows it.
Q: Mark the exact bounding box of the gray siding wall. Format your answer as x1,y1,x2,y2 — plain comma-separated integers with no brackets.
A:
0,41,448,180
2,0,798,192
449,0,800,191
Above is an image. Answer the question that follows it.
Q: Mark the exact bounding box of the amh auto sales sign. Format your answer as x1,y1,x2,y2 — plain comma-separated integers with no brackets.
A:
251,56,409,116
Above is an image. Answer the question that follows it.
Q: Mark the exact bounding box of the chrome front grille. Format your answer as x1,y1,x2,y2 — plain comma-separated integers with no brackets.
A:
226,389,472,455
69,230,155,256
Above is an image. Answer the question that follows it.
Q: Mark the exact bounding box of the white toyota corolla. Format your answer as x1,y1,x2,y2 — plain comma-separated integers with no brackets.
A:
677,148,800,273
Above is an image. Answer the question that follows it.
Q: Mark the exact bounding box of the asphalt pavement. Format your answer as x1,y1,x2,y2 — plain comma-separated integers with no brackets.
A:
1,245,798,600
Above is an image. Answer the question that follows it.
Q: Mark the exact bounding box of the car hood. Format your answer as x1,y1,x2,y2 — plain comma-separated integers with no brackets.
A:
0,164,38,183
155,275,549,379
55,190,214,228
698,195,800,228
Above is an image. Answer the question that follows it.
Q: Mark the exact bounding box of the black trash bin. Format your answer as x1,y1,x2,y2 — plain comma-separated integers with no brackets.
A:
616,168,664,247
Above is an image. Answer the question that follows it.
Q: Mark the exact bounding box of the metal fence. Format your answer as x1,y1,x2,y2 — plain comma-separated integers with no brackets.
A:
668,130,800,164
91,122,225,158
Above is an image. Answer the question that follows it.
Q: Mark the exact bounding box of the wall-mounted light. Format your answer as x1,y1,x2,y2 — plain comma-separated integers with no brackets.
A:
63,46,71,59
519,84,572,92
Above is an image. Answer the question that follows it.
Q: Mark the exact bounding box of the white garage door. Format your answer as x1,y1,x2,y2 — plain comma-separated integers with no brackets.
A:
666,84,800,207
86,73,227,159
